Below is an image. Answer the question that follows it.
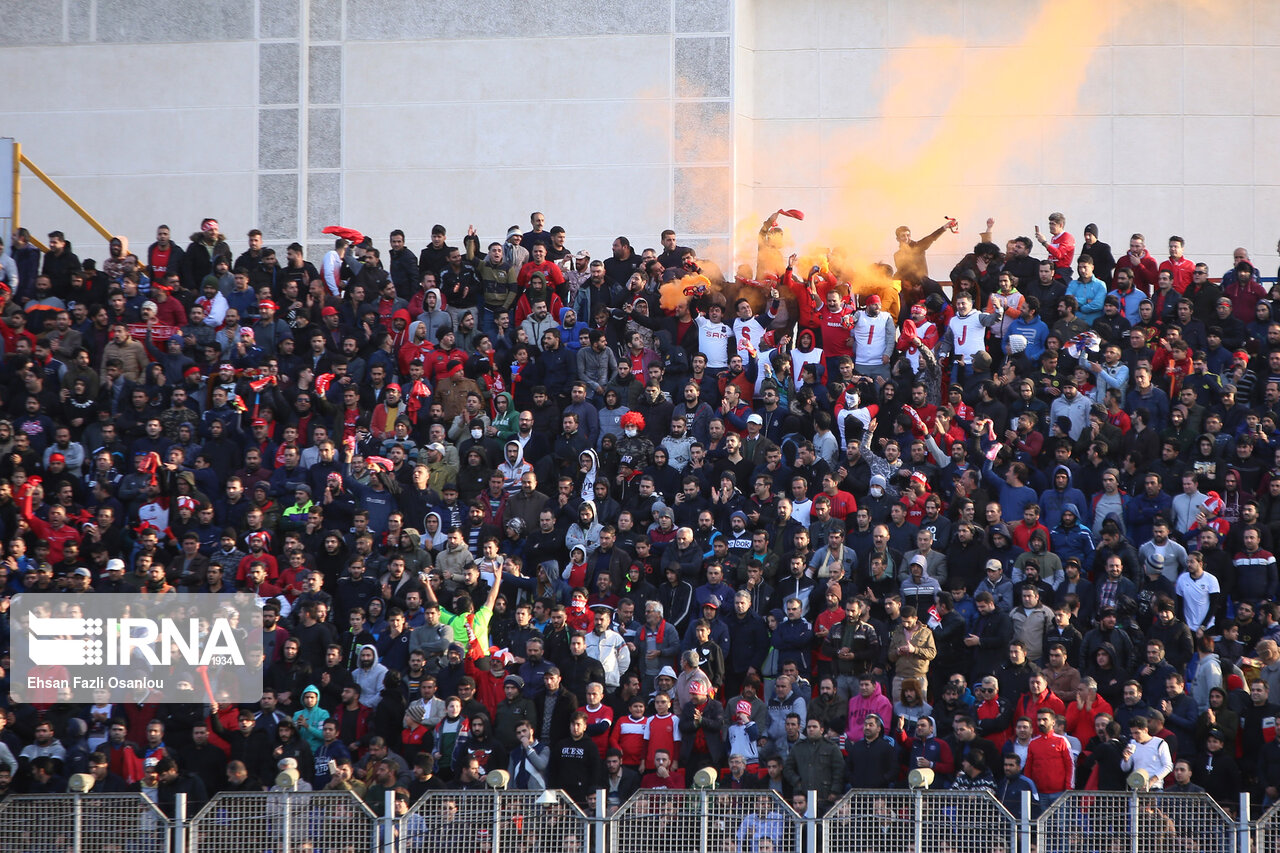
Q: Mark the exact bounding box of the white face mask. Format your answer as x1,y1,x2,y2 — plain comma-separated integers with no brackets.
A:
624,427,638,438
870,486,884,498
471,428,483,440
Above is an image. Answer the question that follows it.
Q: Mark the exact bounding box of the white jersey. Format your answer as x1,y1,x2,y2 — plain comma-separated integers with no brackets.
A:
322,250,344,297
904,319,936,373
851,311,895,366
733,316,767,361
948,311,988,361
694,316,733,368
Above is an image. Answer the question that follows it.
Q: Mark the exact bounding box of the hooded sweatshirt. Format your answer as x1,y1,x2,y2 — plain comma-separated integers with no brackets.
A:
414,288,453,344
294,685,330,750
845,682,894,742
578,450,599,503
1039,465,1089,530
351,645,388,708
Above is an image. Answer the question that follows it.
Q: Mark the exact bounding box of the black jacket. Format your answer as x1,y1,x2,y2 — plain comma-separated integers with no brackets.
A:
846,734,899,789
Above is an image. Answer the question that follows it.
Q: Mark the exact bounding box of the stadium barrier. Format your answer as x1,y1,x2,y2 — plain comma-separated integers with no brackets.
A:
0,792,174,853
7,786,1266,853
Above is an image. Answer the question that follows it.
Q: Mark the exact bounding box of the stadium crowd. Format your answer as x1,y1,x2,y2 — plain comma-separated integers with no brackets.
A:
0,210,1279,821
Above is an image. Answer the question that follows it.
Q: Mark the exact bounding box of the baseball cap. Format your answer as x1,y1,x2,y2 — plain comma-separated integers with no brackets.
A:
735,700,752,716
72,568,91,579
702,596,720,610
49,452,65,463
865,294,881,305
258,300,279,311
322,306,339,317
985,559,1003,572
252,418,268,428
106,559,126,573
144,757,160,769
426,442,446,454
746,413,763,425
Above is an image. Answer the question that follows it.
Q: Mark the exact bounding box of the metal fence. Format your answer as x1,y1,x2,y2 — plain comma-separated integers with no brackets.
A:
611,789,806,853
188,791,379,853
0,792,174,853
823,789,1018,853
5,788,1262,853
399,789,591,853
1038,791,1238,853
1253,799,1280,853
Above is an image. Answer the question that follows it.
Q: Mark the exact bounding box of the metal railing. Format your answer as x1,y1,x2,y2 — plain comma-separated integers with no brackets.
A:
611,789,805,853
824,789,1018,853
4,787,1266,853
188,790,379,853
399,789,590,853
0,792,174,853
1038,790,1237,853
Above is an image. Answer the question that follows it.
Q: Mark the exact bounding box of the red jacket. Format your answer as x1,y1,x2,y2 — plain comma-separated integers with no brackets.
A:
1064,696,1113,744
1025,732,1074,794
1115,251,1159,294
517,260,565,289
1159,256,1195,294
1044,232,1077,270
1014,689,1067,728
1012,521,1051,552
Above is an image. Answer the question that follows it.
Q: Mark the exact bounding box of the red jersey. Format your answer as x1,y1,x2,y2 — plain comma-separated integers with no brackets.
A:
610,714,650,768
644,713,680,768
824,488,857,520
583,703,614,757
815,305,854,358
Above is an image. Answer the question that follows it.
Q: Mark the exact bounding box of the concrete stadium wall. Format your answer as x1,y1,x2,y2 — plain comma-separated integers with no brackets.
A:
737,0,1280,277
2,0,1277,278
0,0,734,263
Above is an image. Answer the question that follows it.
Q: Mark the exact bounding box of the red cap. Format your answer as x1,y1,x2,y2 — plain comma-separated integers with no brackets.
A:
258,300,278,312
49,453,65,463
386,383,401,392
322,306,339,317
152,282,172,292
1234,350,1250,363
252,418,268,428
184,366,202,377
865,294,882,306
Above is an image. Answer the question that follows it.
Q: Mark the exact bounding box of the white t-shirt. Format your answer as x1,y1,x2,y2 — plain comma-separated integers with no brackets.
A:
948,312,988,361
851,311,895,366
694,316,733,368
1175,570,1221,632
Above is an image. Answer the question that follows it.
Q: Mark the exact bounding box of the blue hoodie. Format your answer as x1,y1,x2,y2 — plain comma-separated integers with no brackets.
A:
1039,466,1089,529
558,307,589,352
1051,503,1095,569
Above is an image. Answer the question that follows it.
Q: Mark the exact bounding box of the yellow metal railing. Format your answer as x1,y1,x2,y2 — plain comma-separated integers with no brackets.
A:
11,141,116,252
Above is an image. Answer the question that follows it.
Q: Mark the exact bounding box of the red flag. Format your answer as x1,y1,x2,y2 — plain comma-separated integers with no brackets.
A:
321,226,364,244
779,209,805,220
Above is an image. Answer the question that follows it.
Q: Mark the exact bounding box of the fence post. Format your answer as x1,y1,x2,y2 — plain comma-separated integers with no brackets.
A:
698,789,709,853
382,789,395,853
73,792,83,853
1019,790,1031,853
805,790,817,853
595,789,606,853
174,793,187,853
491,790,502,853
282,794,292,853
1128,791,1139,853
913,790,923,853
1239,792,1251,853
